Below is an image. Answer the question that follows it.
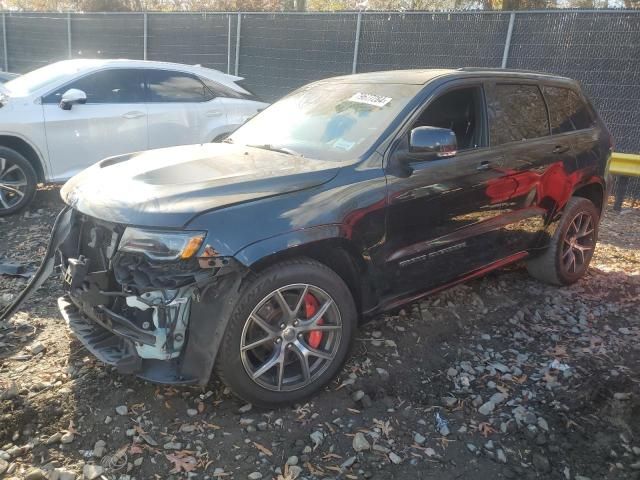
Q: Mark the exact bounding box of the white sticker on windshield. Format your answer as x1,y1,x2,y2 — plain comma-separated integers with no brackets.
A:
348,92,392,108
333,138,356,151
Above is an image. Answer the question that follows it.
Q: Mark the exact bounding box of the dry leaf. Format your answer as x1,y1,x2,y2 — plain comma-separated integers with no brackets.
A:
252,441,273,456
478,422,496,437
165,452,197,474
304,462,324,475
321,453,342,460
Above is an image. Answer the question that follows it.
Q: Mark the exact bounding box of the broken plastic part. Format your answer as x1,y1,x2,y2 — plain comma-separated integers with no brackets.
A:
0,261,34,278
0,207,72,321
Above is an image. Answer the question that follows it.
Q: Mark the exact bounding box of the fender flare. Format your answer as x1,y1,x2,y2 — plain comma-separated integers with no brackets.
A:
0,131,50,181
234,224,344,268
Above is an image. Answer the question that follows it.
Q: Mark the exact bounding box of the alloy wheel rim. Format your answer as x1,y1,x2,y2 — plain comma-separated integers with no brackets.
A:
240,283,342,392
0,157,28,210
561,211,595,274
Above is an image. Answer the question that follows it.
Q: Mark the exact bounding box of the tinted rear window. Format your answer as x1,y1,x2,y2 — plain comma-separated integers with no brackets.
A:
488,84,550,146
543,86,594,134
146,70,213,103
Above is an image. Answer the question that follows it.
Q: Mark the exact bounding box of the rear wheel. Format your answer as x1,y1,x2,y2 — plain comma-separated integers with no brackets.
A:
526,196,599,285
0,147,37,216
215,259,356,407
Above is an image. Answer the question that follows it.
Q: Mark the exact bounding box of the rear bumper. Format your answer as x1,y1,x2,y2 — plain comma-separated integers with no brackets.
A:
58,295,197,385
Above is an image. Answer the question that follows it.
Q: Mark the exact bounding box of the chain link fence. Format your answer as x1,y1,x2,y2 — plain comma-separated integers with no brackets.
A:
148,13,230,71
358,12,511,71
1,9,639,202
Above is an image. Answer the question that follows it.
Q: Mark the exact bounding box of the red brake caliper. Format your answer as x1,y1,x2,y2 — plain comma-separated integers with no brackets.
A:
304,293,324,349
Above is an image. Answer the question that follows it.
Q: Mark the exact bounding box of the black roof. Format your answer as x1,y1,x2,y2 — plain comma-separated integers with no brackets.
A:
316,68,574,85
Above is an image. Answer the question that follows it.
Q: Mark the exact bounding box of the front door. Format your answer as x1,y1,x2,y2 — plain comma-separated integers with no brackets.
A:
381,84,517,301
42,68,148,181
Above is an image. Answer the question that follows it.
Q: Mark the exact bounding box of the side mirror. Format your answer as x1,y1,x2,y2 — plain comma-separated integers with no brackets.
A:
409,126,457,160
59,89,87,111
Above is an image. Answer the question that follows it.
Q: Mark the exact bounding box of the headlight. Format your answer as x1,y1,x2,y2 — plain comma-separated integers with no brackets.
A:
118,228,205,261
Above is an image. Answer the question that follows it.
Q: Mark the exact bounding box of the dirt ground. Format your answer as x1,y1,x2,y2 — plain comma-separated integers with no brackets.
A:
1,187,639,480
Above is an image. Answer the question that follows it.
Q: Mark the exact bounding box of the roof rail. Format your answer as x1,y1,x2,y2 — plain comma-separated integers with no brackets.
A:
456,67,561,76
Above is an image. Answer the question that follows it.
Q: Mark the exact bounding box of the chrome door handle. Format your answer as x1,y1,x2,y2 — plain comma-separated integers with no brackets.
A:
122,111,145,119
206,110,223,117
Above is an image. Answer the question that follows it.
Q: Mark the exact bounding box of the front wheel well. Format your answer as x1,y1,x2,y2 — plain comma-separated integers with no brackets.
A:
572,182,605,215
0,136,45,183
249,240,375,317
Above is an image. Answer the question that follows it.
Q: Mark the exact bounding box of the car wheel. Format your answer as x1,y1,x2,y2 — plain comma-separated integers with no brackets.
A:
0,147,37,216
526,196,599,286
215,258,356,407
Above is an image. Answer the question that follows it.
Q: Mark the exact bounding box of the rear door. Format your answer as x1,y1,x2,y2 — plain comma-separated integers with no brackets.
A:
485,81,573,255
542,84,602,185
199,77,267,139
145,69,229,148
42,68,148,180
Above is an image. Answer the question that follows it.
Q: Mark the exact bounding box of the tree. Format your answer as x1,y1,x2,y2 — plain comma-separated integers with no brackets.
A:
0,0,636,11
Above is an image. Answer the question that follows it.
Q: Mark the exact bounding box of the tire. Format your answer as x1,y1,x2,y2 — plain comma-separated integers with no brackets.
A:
526,197,599,286
0,147,37,216
215,258,357,408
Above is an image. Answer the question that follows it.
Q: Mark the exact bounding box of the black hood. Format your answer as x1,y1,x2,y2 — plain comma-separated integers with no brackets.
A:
61,143,341,227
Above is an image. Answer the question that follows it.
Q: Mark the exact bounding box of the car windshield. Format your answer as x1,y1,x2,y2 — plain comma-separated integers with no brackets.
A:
4,61,92,95
228,82,422,161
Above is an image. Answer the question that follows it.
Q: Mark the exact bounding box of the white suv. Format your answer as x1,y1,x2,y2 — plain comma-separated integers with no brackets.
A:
0,59,268,215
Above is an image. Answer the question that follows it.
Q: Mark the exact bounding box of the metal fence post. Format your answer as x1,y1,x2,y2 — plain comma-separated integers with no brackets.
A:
234,13,241,76
143,12,148,60
352,12,362,74
2,13,7,72
67,12,72,59
227,14,232,74
501,12,515,69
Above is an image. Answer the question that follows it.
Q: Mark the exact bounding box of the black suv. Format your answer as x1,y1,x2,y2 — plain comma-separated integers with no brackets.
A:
3,68,611,407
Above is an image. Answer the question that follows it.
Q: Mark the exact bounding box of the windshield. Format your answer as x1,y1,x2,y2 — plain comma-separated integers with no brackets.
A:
4,61,91,96
228,82,422,161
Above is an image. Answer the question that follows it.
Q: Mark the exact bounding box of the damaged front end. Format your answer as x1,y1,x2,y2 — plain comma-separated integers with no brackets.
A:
3,208,247,385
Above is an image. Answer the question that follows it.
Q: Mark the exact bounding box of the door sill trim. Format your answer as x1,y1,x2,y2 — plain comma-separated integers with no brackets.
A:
365,251,529,317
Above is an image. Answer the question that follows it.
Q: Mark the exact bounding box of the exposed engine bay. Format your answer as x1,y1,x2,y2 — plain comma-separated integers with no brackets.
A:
1,207,247,385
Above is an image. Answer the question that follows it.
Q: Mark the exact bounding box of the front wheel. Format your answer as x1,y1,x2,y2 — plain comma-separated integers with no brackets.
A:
215,258,357,407
527,196,599,285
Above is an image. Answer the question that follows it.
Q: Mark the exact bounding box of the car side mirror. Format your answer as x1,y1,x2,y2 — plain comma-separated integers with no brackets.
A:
59,89,87,111
409,126,457,160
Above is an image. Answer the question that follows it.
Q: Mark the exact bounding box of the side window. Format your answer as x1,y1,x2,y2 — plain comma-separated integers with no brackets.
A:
412,86,484,150
42,69,145,104
146,70,213,103
543,86,594,134
488,84,549,146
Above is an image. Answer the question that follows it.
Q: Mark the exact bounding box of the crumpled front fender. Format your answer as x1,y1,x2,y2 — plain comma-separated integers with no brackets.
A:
180,265,248,384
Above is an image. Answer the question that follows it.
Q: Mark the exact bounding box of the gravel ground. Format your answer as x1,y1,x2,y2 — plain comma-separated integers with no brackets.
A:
1,187,639,480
